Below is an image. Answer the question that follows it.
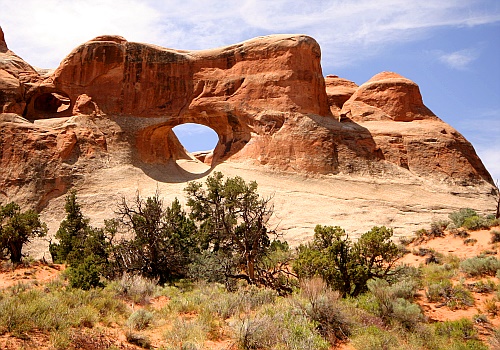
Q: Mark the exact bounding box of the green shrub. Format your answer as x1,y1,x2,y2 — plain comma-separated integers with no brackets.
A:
491,230,500,243
463,216,488,231
234,299,329,350
128,309,154,330
421,263,457,285
466,279,496,293
108,273,157,304
126,331,152,349
294,225,401,297
367,278,422,329
351,326,399,350
0,287,127,336
426,279,474,309
67,255,104,290
297,278,352,344
449,208,478,228
435,318,477,340
460,256,500,277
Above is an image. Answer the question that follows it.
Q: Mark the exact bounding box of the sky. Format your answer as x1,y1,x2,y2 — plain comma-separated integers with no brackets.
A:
1,0,499,181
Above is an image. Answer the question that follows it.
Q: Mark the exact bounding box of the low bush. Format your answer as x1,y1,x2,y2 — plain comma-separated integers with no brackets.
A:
367,278,422,329
460,256,500,277
297,278,352,344
108,273,157,304
426,279,475,310
464,238,478,246
449,209,478,228
466,279,496,293
126,331,152,349
435,318,477,341
163,317,208,349
490,230,500,243
452,228,470,239
127,309,154,330
421,263,457,285
463,216,488,231
350,325,399,350
483,298,498,316
0,286,128,337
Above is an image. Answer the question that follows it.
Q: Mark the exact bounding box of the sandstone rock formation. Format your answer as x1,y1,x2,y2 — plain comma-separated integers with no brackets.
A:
0,26,494,212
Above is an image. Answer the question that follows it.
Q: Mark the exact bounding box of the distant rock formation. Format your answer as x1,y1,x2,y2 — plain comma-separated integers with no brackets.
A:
0,26,493,209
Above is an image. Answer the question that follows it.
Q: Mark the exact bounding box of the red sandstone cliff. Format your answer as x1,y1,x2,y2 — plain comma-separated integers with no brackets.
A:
0,27,494,209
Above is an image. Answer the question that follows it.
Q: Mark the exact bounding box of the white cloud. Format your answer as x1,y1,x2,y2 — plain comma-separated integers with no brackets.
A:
438,48,480,70
1,0,499,68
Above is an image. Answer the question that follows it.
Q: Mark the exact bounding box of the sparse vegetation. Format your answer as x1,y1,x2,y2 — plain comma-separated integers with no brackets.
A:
1,185,500,349
460,256,500,277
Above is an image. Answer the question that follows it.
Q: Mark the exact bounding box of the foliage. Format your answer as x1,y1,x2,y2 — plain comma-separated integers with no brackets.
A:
351,326,399,350
0,284,128,337
293,225,401,297
435,318,477,341
449,209,479,228
426,278,475,310
49,191,109,289
366,278,422,329
235,299,330,350
127,309,153,330
448,208,496,231
296,278,351,344
108,273,158,304
185,172,289,292
490,230,500,243
112,192,197,284
462,216,489,231
460,256,500,277
0,202,47,263
67,255,104,290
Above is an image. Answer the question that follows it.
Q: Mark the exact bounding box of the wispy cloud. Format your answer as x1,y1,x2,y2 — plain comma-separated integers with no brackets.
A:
0,0,499,68
438,48,480,70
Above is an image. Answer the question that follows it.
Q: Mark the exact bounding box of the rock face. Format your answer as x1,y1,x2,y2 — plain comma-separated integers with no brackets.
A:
0,27,494,210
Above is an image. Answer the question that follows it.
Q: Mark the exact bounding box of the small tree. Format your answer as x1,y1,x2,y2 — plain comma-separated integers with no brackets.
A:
49,190,90,265
294,225,402,297
185,172,276,287
49,191,109,289
0,202,47,263
112,192,197,284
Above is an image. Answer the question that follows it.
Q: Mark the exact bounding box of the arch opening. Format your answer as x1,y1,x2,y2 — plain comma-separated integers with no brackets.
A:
34,92,71,114
172,123,219,164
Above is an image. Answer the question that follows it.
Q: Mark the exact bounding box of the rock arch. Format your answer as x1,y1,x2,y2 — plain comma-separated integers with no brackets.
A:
135,113,251,166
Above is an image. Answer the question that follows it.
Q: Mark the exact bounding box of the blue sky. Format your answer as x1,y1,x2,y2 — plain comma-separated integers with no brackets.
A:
1,0,498,180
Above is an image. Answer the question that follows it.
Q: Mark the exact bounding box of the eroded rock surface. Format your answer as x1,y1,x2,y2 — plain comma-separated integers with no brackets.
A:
0,27,495,212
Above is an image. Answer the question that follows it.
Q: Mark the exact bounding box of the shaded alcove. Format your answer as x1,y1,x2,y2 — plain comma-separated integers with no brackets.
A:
25,90,73,120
